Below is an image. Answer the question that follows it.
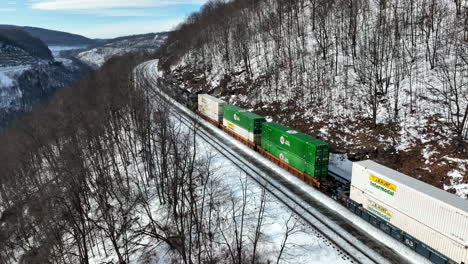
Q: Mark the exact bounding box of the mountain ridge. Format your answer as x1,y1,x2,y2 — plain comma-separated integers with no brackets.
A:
75,32,169,68
0,25,98,46
0,27,53,62
0,26,92,127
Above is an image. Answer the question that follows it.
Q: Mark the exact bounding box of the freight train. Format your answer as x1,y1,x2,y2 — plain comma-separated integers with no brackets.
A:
178,91,467,264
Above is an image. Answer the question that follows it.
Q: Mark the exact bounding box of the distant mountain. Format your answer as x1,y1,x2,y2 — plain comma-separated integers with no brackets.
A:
0,27,53,62
0,28,168,126
76,32,169,68
0,25,98,46
0,26,91,127
100,32,169,48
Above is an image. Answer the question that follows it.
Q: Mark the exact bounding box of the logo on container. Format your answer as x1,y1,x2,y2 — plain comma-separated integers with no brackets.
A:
367,199,393,221
369,174,397,196
280,136,290,146
234,114,240,121
279,153,289,163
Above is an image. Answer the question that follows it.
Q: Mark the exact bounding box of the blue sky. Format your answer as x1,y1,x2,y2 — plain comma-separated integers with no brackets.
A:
0,0,209,38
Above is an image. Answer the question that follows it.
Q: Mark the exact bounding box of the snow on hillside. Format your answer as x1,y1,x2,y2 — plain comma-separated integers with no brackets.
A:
78,47,130,68
0,55,90,127
77,33,167,68
0,65,29,110
77,47,106,67
160,0,468,198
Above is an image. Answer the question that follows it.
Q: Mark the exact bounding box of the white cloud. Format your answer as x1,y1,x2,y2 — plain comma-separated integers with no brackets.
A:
72,18,182,38
29,0,209,10
74,8,160,17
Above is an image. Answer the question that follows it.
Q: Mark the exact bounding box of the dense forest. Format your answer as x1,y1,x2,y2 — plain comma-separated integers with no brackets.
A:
0,53,145,263
159,0,468,195
0,52,303,263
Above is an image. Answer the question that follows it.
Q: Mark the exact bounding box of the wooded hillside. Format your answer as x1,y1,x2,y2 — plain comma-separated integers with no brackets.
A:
0,27,52,60
159,0,468,196
0,53,302,264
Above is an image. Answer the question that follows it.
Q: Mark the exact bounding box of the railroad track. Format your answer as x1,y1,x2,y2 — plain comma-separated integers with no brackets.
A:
134,60,412,264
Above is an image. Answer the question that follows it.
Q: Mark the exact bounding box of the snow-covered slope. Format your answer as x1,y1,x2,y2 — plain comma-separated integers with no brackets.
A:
0,43,91,127
159,0,468,198
0,66,29,112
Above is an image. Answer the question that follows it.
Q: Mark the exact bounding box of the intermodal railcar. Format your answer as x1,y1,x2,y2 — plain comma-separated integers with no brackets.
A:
178,91,467,264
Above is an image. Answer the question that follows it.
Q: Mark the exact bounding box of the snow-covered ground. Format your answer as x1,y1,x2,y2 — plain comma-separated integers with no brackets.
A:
446,161,468,198
185,132,357,264
89,124,357,264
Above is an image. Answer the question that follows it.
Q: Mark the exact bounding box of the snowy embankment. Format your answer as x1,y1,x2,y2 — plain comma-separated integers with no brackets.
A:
141,59,431,264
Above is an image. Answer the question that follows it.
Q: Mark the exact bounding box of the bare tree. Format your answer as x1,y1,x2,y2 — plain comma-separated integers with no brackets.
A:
276,214,299,264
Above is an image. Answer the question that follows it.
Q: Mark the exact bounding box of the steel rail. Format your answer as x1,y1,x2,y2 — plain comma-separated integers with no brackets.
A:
135,61,410,264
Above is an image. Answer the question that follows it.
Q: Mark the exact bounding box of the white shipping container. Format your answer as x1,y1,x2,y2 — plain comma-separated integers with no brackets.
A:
198,94,225,123
350,186,468,263
222,118,260,144
350,160,468,263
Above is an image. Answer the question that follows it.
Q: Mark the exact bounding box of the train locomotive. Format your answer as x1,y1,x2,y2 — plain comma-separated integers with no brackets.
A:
177,90,468,264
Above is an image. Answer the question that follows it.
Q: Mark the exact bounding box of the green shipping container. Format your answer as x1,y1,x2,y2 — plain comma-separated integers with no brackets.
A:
261,122,329,166
262,140,328,179
223,105,266,134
